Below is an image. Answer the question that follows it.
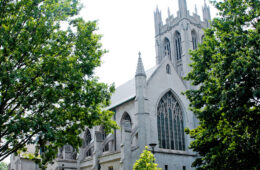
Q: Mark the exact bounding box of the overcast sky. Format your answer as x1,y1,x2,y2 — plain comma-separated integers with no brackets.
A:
3,0,218,164
81,0,218,87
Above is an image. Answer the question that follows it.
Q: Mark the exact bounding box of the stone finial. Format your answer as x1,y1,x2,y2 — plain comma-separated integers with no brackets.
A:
135,52,146,77
168,7,170,18
178,0,188,17
195,4,198,14
202,0,211,23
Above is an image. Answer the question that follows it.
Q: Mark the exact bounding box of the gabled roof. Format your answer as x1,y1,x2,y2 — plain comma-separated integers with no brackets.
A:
108,66,158,109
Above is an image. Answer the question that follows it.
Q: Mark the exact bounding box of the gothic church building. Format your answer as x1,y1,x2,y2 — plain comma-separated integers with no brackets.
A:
10,0,211,169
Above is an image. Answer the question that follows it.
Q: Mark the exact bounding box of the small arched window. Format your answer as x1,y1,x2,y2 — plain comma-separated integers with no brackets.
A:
174,32,182,60
121,112,132,130
166,64,171,74
191,30,197,49
157,91,185,150
122,112,131,123
164,38,171,60
85,129,92,146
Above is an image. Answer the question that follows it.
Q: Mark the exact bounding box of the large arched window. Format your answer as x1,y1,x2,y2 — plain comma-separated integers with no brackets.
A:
157,91,185,150
174,31,182,60
191,30,197,49
164,38,171,60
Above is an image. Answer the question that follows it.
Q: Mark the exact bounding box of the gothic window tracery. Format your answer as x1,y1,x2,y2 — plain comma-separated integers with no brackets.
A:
164,38,171,60
157,91,185,150
191,30,197,49
174,32,182,60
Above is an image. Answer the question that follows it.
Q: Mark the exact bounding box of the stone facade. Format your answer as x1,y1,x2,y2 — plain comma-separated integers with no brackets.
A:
9,0,211,170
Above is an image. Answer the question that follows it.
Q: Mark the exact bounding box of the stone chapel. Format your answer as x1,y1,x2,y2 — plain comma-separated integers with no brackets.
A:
9,0,211,169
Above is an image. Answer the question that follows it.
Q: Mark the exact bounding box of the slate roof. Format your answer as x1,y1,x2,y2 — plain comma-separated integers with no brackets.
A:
108,65,158,109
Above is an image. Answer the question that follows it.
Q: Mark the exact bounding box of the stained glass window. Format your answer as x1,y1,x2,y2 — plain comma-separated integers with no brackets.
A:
157,91,185,150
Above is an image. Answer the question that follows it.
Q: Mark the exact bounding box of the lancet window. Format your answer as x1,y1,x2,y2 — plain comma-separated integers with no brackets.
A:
191,30,197,49
175,32,182,60
166,64,171,74
157,91,185,150
164,38,171,60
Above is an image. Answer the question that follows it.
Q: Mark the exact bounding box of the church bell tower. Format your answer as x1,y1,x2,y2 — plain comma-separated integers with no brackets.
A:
154,0,211,85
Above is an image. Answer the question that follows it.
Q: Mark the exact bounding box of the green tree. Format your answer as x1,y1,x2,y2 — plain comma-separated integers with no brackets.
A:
185,0,260,169
0,0,117,167
0,162,8,170
133,146,161,170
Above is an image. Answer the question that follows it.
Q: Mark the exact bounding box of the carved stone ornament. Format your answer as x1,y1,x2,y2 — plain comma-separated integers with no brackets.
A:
181,22,189,31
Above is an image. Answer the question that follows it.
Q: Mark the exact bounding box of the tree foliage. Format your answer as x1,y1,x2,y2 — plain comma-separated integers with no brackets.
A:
0,0,117,167
0,162,8,170
185,0,260,169
133,146,161,170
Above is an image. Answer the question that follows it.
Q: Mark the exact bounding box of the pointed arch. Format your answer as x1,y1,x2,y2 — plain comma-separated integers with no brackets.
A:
163,37,171,60
191,30,197,49
157,90,185,150
121,112,132,125
174,31,182,60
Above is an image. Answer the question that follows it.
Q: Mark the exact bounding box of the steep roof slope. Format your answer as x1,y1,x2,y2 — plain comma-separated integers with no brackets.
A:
108,66,158,109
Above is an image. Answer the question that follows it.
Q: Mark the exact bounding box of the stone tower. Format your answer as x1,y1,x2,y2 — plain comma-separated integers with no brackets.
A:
154,0,211,87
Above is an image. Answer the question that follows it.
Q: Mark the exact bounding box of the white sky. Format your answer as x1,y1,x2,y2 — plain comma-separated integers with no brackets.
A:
81,0,218,87
2,0,218,165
